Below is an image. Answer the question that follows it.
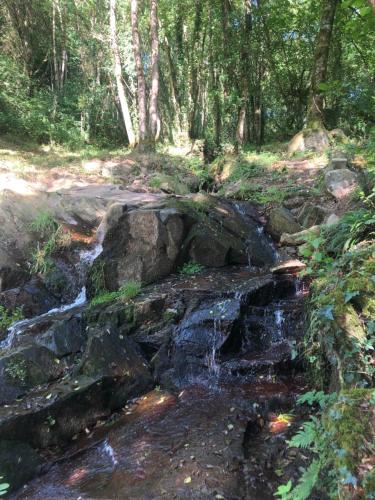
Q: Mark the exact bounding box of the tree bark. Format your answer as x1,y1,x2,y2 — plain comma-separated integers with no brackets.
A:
306,0,339,129
109,0,136,147
149,0,160,147
131,0,148,149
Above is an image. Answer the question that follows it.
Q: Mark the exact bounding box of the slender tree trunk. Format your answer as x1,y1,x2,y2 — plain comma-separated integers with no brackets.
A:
131,0,148,149
109,0,136,146
164,34,182,135
149,0,160,147
235,0,252,150
306,0,339,129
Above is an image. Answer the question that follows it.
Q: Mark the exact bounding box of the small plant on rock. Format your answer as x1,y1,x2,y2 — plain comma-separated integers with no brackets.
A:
179,262,204,275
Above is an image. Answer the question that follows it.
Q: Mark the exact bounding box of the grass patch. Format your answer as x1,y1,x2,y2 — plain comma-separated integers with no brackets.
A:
90,281,141,307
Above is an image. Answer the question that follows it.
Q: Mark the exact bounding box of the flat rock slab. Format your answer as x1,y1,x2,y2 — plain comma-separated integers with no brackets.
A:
271,259,306,275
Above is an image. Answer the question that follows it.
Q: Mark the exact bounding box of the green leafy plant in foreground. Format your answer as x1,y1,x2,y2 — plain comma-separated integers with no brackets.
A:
179,262,204,275
90,281,141,307
275,390,375,500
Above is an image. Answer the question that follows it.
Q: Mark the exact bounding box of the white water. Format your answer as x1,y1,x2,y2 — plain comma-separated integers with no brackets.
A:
1,242,103,350
101,439,118,466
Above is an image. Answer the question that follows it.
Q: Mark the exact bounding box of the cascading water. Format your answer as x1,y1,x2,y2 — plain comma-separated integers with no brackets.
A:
0,241,103,350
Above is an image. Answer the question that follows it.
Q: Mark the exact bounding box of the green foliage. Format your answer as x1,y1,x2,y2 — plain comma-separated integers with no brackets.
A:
277,389,374,499
0,306,24,332
0,478,9,497
90,281,141,307
179,262,204,275
5,359,27,383
29,213,71,276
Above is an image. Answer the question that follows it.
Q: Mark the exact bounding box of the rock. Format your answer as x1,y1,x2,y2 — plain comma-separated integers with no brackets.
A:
0,278,59,318
297,203,325,228
266,207,302,241
280,226,320,246
90,197,276,291
325,169,359,200
288,129,330,153
167,297,242,385
78,327,153,405
329,152,348,170
271,260,306,275
0,345,65,404
0,440,41,494
36,315,87,357
325,213,340,226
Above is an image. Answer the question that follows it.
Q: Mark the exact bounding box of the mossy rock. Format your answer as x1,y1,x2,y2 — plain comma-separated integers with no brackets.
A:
323,389,375,497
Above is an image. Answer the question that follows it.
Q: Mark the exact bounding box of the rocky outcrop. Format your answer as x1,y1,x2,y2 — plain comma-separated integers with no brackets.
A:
89,196,277,291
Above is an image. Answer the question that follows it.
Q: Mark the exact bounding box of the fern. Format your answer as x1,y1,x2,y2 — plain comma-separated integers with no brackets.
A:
287,418,319,449
289,459,322,500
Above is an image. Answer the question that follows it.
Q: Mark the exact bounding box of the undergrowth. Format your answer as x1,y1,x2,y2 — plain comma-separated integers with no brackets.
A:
0,305,24,333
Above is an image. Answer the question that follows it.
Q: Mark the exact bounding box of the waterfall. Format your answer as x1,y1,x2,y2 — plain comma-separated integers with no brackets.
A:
1,241,103,350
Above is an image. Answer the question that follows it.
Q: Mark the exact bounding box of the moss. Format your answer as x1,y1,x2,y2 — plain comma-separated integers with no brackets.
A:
323,389,374,495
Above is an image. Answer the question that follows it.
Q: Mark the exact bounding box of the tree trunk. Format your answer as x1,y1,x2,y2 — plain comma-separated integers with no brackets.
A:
131,0,148,149
109,0,136,147
306,0,339,129
149,0,160,147
235,0,252,150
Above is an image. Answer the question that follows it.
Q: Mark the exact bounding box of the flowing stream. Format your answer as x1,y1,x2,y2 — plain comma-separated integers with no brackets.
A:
1,242,103,350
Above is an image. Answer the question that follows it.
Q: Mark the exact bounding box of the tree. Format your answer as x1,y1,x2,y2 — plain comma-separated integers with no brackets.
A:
131,0,148,150
306,0,339,129
149,0,160,147
109,0,136,146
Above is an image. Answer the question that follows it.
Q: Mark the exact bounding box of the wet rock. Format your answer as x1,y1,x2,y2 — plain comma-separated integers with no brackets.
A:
0,440,41,494
78,327,153,406
266,207,302,241
36,315,87,357
325,169,359,200
0,278,59,318
0,345,65,404
297,203,325,228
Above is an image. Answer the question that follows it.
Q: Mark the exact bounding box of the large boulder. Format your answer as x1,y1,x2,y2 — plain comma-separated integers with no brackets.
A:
0,345,65,404
288,129,330,153
325,169,359,200
266,207,302,240
89,196,277,291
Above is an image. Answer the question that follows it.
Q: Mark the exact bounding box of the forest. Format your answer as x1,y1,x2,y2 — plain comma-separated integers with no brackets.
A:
0,0,374,499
